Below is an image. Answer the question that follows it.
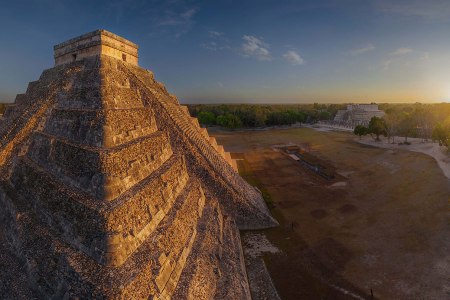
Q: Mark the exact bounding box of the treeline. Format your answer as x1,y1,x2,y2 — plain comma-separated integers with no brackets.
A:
187,103,345,128
354,103,450,150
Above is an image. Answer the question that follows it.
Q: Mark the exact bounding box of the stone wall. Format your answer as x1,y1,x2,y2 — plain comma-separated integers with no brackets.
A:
54,30,138,66
44,107,157,147
26,131,173,200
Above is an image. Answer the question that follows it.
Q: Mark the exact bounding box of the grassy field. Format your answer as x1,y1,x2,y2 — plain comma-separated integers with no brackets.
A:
210,127,450,300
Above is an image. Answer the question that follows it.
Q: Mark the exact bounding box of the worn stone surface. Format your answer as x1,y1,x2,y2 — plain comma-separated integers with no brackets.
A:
54,29,139,66
0,31,277,299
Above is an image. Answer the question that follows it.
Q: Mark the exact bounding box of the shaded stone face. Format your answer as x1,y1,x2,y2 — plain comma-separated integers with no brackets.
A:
54,29,139,66
0,30,277,299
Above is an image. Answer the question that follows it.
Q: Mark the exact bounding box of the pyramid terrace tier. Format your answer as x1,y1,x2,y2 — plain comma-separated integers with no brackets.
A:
1,177,209,298
43,107,158,147
105,180,205,298
26,130,173,200
0,64,82,166
9,154,191,267
55,84,146,110
172,199,252,299
52,59,148,110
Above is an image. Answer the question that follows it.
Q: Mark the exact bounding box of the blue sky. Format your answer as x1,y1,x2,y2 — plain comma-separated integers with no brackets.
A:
1,0,450,103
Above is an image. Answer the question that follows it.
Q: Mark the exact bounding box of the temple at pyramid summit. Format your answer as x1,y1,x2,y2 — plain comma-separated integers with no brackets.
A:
0,30,277,299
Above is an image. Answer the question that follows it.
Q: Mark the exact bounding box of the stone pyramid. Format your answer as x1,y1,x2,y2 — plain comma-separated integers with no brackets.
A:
0,30,277,299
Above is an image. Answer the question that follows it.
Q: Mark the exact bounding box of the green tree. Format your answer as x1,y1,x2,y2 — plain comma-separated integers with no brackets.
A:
318,111,332,120
216,113,243,129
383,113,399,144
432,123,448,146
412,105,434,141
197,111,216,126
313,102,327,110
432,119,450,151
253,106,268,127
267,111,294,125
368,116,387,141
353,125,368,139
398,113,416,143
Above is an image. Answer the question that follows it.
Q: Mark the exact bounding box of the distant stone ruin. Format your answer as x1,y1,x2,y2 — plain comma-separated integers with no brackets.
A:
334,104,385,127
0,30,277,299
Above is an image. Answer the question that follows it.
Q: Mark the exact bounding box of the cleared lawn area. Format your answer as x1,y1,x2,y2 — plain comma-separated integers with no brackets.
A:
211,127,450,300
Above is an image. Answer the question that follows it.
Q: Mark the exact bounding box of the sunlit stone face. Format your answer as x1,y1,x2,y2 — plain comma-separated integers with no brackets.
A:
53,29,139,66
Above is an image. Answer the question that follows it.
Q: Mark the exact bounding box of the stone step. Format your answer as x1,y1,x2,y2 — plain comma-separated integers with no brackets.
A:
162,104,236,170
2,104,18,118
180,105,190,116
20,178,207,298
103,160,191,267
44,107,157,147
14,94,28,105
120,180,205,298
171,200,224,299
200,127,209,139
55,85,144,110
190,117,200,128
10,153,193,268
0,93,57,167
172,199,251,299
25,80,40,95
123,65,249,193
26,130,173,201
0,183,103,298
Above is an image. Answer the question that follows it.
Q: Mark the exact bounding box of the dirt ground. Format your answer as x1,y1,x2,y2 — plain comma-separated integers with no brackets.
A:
210,127,450,300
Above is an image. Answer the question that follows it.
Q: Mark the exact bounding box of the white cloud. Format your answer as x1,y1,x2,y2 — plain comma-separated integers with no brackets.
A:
181,7,197,20
377,0,450,20
420,52,430,61
282,50,305,65
201,30,229,51
382,59,393,70
241,35,272,61
208,30,224,38
382,48,424,69
157,6,198,37
159,8,197,26
349,44,375,55
390,48,414,56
